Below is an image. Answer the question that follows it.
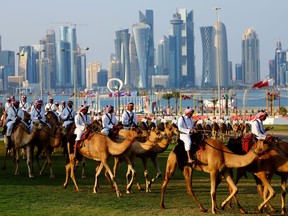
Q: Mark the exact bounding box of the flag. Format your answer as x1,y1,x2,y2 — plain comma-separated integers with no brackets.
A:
252,78,273,88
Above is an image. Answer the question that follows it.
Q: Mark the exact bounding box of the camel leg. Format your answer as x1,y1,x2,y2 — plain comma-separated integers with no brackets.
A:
93,163,103,194
125,164,136,193
210,170,218,214
26,146,34,178
149,154,162,187
280,173,287,215
63,153,80,191
81,157,86,179
97,161,121,197
160,153,178,209
256,173,275,213
184,166,208,212
14,148,20,176
113,157,120,177
220,170,240,210
2,147,10,170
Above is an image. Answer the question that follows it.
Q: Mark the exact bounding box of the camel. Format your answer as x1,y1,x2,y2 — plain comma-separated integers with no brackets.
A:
211,122,219,139
4,121,43,178
112,124,178,193
63,127,140,197
33,124,66,178
160,137,266,214
116,127,163,193
228,137,288,214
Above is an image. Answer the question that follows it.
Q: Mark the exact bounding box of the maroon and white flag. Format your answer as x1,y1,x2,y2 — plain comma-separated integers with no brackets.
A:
252,78,273,88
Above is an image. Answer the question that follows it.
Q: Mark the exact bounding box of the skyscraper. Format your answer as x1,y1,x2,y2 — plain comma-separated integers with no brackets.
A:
132,22,150,88
200,26,216,87
178,9,195,87
214,21,229,87
139,9,154,88
114,29,131,85
57,25,77,88
169,11,183,88
242,28,260,85
43,29,56,90
274,38,286,86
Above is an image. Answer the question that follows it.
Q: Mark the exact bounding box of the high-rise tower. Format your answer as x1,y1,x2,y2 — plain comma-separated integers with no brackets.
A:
139,9,154,88
242,28,260,85
169,11,183,88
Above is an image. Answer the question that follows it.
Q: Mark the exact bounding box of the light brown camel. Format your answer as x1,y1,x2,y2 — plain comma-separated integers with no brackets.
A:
112,124,178,193
229,137,288,214
5,121,43,178
63,127,140,197
160,138,265,214
117,127,163,193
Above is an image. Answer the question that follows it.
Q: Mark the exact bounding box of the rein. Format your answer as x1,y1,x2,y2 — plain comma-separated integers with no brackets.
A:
203,139,259,155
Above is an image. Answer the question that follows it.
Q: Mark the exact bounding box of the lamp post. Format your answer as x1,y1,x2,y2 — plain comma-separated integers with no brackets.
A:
39,49,45,100
61,47,89,106
16,52,25,99
213,7,221,118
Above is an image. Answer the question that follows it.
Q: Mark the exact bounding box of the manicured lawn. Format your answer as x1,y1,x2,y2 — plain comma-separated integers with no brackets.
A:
0,137,286,215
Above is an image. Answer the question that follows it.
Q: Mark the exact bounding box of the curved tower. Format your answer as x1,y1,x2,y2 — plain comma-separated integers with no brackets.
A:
132,23,150,88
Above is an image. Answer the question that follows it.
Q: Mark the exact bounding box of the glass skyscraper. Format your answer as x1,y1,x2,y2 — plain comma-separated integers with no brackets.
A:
242,28,260,85
132,22,150,88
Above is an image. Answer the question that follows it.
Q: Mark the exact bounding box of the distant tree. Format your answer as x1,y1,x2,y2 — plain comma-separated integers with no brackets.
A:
279,106,287,116
162,93,174,115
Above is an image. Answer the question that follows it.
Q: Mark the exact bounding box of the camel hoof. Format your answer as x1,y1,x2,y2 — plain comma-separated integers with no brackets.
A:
239,209,248,214
63,184,67,189
160,204,166,209
81,175,86,179
258,206,263,214
200,208,208,213
29,175,34,178
49,175,55,179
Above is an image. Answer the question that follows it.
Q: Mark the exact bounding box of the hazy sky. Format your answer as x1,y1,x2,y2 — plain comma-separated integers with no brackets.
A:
1,0,288,81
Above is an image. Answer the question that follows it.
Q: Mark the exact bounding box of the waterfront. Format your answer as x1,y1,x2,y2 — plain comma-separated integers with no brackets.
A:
1,89,288,115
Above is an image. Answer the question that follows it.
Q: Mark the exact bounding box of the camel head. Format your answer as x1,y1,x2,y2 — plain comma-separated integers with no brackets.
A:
33,121,44,131
147,127,162,143
250,139,267,155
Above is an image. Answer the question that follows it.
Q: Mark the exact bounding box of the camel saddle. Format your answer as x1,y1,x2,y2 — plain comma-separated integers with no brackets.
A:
241,134,254,153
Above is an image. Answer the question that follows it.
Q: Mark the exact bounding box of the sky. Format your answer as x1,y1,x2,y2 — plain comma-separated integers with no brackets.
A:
1,0,288,81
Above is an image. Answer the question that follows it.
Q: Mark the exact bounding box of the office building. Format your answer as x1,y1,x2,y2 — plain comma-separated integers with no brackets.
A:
132,22,150,88
139,9,154,88
169,11,183,88
178,9,195,87
242,28,260,85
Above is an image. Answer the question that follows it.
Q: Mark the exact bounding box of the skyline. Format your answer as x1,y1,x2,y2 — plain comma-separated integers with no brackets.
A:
1,0,288,81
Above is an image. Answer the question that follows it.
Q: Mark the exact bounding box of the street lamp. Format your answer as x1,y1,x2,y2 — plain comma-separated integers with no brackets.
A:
39,49,45,100
61,47,89,106
213,7,221,118
16,52,25,99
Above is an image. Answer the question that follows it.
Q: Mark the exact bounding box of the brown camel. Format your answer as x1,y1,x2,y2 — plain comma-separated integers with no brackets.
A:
117,127,163,193
63,127,140,197
160,138,265,214
229,137,288,214
5,121,43,178
34,124,66,178
211,122,219,139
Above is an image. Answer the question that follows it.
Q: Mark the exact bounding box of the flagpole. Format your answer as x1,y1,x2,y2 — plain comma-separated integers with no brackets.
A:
272,83,274,117
266,86,268,112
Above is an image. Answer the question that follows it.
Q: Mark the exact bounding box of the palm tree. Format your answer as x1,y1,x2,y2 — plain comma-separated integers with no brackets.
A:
162,93,174,115
172,91,180,115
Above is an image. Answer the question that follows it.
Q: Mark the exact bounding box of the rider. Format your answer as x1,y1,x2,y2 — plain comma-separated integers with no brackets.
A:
61,101,76,128
74,105,91,145
122,102,137,130
45,97,56,112
101,105,118,135
5,100,24,144
4,97,11,111
19,95,31,112
251,111,271,141
58,101,66,117
30,100,46,131
178,107,196,166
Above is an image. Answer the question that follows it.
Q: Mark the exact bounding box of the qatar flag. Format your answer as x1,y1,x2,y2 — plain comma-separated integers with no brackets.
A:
252,78,273,88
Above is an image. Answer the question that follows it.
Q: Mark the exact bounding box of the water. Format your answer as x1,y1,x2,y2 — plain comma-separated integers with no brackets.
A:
2,89,288,113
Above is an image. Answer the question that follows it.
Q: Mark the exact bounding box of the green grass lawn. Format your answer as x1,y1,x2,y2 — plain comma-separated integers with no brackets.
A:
0,139,286,216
